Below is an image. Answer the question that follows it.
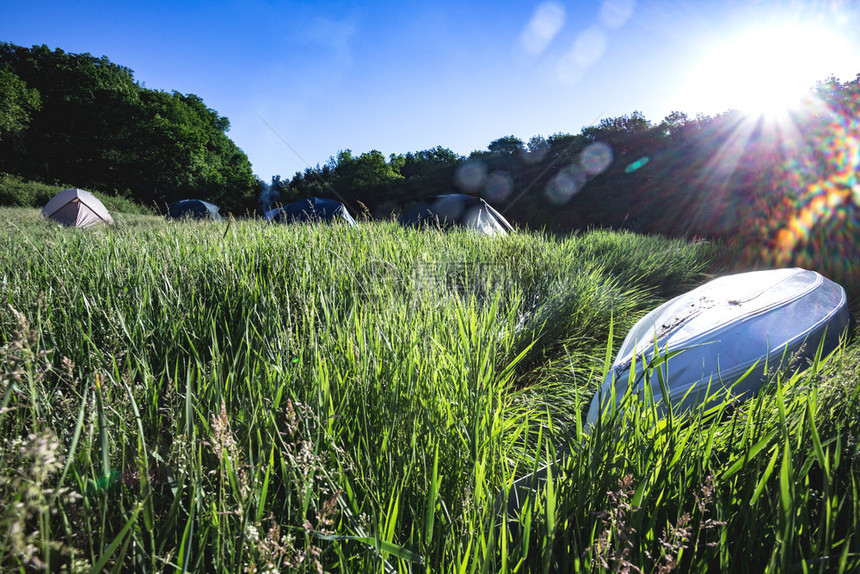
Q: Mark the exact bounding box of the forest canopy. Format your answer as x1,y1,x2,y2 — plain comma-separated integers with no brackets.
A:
0,43,258,214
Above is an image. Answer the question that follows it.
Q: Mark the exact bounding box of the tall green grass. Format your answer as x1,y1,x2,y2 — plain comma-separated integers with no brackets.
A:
0,209,857,572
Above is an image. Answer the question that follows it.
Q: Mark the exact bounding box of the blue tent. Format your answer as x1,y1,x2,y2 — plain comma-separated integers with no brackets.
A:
265,197,356,226
168,199,223,221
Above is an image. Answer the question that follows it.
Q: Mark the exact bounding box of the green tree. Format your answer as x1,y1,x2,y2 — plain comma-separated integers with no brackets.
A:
287,164,335,200
125,90,256,212
526,135,548,154
395,147,462,203
595,110,651,134
0,43,257,212
467,136,526,188
546,132,585,159
586,110,653,155
400,147,460,179
0,66,41,140
487,135,525,155
330,149,404,206
659,110,690,138
0,43,141,185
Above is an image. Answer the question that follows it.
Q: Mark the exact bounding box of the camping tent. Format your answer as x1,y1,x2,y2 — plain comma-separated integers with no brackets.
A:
399,194,513,235
265,197,356,226
41,188,114,228
168,199,223,221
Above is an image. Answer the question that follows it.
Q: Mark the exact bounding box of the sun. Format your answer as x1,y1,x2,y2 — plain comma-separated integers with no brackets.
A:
683,22,856,119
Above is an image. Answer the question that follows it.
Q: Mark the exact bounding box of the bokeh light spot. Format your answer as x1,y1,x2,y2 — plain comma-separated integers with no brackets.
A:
455,160,487,192
624,156,649,173
519,2,566,57
545,165,587,204
580,142,613,175
600,0,635,29
556,27,607,85
485,171,514,202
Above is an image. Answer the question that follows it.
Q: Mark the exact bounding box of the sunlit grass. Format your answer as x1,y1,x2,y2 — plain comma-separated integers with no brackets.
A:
0,210,857,572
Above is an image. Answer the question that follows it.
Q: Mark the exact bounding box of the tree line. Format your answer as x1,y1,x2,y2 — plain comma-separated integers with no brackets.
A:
271,74,859,247
0,43,258,214
2,42,858,248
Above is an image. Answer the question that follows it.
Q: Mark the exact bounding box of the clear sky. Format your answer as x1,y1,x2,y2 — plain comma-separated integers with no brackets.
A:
3,0,859,183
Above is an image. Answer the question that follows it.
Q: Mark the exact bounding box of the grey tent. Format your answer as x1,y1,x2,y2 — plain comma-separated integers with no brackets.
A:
265,197,356,226
168,199,223,221
399,194,513,235
41,188,114,228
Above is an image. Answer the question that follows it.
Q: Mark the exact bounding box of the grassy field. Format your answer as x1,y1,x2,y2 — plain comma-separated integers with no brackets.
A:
0,207,858,573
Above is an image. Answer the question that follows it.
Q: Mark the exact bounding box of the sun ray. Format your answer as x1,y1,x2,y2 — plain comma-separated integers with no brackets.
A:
682,20,857,121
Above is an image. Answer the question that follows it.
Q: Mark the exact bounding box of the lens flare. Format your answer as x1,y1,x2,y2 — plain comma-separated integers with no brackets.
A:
600,0,635,30
455,160,487,192
625,157,649,173
556,27,607,85
580,142,613,175
771,113,860,265
485,171,514,202
545,165,587,204
520,1,566,57
732,89,860,289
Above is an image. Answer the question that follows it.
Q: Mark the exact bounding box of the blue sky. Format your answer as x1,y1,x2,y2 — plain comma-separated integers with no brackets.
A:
3,0,859,182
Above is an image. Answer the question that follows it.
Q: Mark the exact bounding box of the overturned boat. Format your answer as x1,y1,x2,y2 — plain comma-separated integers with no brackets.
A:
586,267,850,425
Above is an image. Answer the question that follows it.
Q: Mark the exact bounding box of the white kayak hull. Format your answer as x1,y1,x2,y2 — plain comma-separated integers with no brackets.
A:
586,268,850,425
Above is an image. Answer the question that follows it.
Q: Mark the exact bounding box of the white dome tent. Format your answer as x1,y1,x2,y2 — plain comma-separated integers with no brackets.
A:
399,194,513,236
41,188,114,228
